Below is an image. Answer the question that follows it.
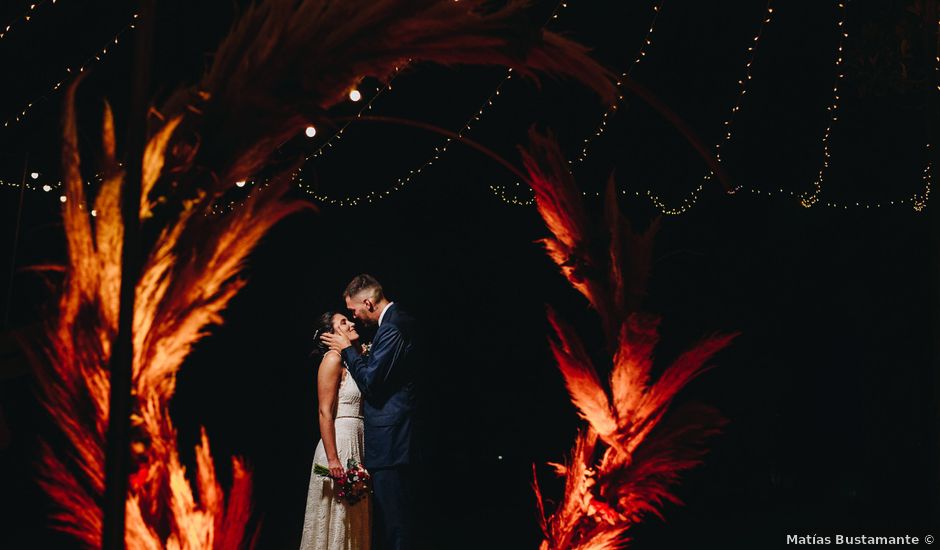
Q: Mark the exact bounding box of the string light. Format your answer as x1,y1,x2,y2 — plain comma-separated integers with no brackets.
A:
489,182,534,206
310,70,400,157
633,1,926,216
235,180,246,188
800,0,847,208
5,1,561,211
494,0,771,211
300,68,517,207
490,1,918,216
2,13,138,129
0,170,103,195
919,20,940,212
713,1,774,189
484,0,664,206
290,64,406,187
5,153,931,217
642,1,775,215
5,2,930,218
573,0,665,165
0,0,56,42
298,0,572,207
490,179,926,213
0,173,58,192
914,144,931,212
349,89,362,102
175,0,925,216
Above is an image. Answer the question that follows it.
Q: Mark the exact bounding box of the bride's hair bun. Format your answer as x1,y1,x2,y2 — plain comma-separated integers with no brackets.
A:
311,311,336,357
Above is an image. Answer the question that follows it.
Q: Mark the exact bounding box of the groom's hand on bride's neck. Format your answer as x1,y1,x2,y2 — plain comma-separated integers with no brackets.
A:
320,331,352,352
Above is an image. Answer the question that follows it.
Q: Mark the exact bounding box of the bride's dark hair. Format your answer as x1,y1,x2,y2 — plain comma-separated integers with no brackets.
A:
311,311,336,357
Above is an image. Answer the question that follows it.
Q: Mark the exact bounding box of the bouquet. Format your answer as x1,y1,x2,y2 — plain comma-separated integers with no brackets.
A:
314,459,372,505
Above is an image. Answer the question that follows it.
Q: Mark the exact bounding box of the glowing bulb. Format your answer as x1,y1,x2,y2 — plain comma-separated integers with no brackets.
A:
349,89,362,102
30,172,39,179
59,195,67,203
235,180,246,188
91,209,97,217
42,184,51,192
305,125,317,138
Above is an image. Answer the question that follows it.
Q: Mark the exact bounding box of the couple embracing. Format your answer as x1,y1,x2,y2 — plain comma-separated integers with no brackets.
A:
299,274,419,550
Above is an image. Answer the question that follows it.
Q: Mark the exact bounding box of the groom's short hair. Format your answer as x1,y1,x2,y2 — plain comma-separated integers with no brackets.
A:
344,273,384,301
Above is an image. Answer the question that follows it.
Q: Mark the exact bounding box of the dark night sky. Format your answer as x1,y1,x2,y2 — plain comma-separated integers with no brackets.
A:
0,1,937,549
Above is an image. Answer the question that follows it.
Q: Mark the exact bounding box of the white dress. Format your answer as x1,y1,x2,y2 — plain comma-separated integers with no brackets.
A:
299,368,371,550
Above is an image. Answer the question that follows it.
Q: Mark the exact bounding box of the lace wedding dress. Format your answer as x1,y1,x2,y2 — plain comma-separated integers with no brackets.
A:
299,369,371,550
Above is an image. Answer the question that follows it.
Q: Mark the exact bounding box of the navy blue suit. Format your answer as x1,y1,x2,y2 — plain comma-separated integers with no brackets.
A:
342,303,418,550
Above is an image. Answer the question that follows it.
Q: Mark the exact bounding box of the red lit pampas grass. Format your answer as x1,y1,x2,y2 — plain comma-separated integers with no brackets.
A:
29,85,304,548
26,1,615,548
524,131,737,549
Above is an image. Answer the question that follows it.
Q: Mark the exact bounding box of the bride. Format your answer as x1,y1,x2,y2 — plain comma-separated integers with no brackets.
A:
299,312,371,550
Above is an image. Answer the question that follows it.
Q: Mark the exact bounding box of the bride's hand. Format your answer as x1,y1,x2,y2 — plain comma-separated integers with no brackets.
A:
321,331,351,352
327,457,345,479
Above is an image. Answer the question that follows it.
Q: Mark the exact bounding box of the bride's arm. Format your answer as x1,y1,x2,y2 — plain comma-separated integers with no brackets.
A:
317,353,345,478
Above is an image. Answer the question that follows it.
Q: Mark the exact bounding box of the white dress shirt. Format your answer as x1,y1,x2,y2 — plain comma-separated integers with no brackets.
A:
378,301,394,326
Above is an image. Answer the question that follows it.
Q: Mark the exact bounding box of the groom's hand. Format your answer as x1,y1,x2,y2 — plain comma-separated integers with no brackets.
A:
320,331,351,352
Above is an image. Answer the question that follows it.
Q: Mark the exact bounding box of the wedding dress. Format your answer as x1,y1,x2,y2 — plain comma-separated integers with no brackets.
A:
299,368,371,550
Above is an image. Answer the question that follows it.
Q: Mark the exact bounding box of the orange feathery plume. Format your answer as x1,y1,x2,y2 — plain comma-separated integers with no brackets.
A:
521,131,611,329
29,77,304,547
524,130,737,549
545,308,618,446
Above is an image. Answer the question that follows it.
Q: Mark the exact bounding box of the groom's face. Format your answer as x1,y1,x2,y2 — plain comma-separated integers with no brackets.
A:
345,293,377,325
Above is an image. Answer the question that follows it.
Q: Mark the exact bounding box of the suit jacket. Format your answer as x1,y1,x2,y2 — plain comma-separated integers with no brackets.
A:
342,303,418,469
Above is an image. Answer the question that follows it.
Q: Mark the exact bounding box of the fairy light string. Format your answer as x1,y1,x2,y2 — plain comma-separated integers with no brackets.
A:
487,2,925,213
641,0,928,215
483,0,665,209
799,0,848,208
572,0,664,165
936,16,940,94
914,143,932,212
0,175,51,193
717,1,775,170
300,69,517,207
308,77,395,158
923,18,940,212
298,0,571,207
4,2,933,216
0,0,56,43
484,0,666,208
497,0,773,211
643,0,775,215
0,172,106,207
488,1,923,215
0,0,52,41
300,0,659,207
489,179,926,211
291,64,408,189
2,13,139,129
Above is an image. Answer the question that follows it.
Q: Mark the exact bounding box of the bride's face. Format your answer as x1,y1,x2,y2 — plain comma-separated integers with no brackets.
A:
331,314,359,342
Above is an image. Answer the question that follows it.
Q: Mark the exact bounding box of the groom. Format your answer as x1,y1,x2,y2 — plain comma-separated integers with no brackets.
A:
321,274,418,550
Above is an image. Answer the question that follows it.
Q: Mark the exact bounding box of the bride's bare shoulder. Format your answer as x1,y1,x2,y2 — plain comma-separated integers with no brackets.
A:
322,349,342,361
318,351,343,372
